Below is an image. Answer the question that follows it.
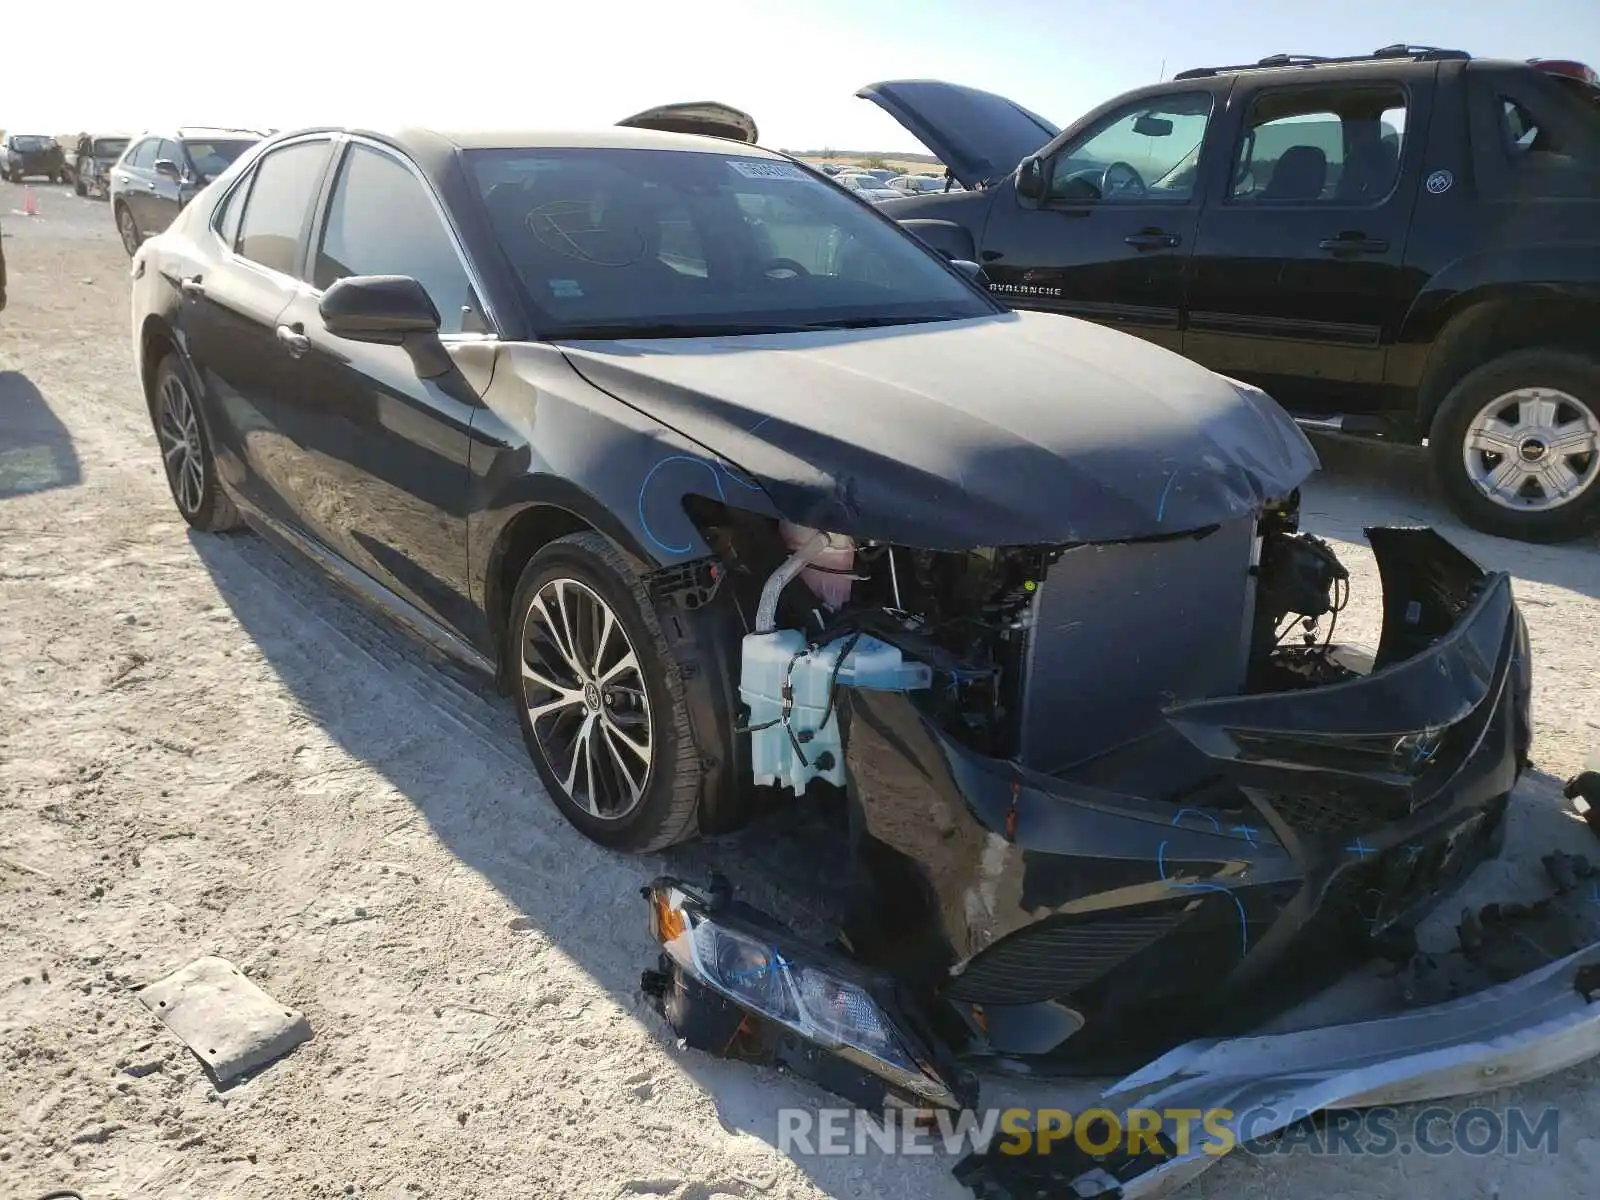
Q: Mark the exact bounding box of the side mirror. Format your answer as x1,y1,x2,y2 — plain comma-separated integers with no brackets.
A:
320,275,441,342
153,159,182,181
1016,155,1047,207
949,259,990,288
319,275,451,379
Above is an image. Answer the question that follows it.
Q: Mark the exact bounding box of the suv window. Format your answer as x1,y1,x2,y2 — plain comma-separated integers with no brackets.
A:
1047,91,1214,203
1471,71,1600,198
126,139,158,170
1229,85,1407,205
235,140,333,277
314,143,484,335
156,140,182,170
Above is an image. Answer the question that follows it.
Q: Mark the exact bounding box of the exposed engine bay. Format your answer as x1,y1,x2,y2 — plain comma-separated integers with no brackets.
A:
689,488,1374,773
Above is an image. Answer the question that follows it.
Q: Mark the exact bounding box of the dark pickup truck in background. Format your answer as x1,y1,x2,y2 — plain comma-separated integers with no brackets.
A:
0,133,66,183
866,47,1600,543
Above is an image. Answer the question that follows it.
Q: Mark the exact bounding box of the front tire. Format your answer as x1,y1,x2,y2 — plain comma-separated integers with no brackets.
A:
1430,349,1600,543
509,532,702,852
115,202,141,256
151,354,242,533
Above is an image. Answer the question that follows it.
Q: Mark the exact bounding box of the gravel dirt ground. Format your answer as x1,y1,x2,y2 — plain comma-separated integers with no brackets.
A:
3,177,1599,1200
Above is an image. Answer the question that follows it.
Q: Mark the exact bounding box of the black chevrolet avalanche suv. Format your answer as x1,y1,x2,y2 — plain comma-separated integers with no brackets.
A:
866,47,1600,542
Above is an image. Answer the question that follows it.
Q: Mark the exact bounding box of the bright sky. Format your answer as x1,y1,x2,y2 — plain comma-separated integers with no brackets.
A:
6,0,1597,151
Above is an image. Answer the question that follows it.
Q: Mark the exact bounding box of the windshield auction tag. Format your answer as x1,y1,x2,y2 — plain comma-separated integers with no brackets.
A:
728,160,809,181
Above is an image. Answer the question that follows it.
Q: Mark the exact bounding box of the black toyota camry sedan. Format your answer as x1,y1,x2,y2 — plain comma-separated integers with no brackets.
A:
131,120,1530,1068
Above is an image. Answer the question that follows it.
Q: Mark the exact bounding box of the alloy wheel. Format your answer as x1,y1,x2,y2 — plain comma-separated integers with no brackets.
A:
156,372,205,515
117,206,139,256
520,577,653,819
1461,386,1600,513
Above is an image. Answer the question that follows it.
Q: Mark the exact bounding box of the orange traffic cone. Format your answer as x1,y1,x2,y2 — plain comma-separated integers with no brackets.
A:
23,189,38,217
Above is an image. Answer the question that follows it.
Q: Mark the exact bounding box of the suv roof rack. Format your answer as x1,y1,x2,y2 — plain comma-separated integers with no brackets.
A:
1174,43,1470,80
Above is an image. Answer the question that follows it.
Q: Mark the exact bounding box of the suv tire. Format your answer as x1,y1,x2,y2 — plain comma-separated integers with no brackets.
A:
508,532,702,852
1430,349,1600,543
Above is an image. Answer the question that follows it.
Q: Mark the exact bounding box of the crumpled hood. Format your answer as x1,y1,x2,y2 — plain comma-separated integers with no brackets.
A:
559,310,1319,549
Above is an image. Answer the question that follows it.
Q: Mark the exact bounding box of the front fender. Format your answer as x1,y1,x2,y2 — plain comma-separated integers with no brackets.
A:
466,342,784,641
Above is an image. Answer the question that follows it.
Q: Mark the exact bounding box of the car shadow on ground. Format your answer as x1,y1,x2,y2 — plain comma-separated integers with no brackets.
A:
1304,433,1600,601
186,528,931,1196
0,370,81,498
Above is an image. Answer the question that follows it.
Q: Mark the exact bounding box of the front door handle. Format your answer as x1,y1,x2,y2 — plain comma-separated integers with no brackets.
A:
179,274,205,297
1318,233,1390,256
276,324,311,357
1124,230,1181,250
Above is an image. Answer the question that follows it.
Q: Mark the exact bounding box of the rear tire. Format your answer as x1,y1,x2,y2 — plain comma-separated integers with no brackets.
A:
508,532,702,852
150,353,242,533
1429,349,1600,543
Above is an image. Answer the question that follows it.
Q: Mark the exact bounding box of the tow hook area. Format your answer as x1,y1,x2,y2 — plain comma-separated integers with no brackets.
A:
639,875,975,1112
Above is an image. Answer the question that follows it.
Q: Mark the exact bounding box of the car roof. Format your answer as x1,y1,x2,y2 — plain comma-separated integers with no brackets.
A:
307,123,791,157
173,127,267,140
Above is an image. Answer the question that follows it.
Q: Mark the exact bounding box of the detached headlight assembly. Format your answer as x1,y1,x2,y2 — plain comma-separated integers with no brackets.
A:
642,878,965,1110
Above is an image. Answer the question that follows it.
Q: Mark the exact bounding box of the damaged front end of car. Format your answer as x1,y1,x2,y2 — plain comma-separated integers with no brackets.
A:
637,472,1545,1186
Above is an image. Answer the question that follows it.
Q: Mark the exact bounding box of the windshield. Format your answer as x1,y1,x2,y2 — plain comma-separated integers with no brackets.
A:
185,139,256,179
92,138,129,159
467,147,995,337
12,136,55,152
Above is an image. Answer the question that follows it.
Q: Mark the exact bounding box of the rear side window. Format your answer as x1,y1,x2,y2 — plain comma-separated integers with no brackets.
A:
314,143,485,334
1470,70,1600,197
235,140,333,277
1229,85,1407,205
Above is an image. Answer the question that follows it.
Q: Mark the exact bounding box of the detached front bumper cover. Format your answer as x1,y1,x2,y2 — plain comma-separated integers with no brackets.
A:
955,934,1600,1198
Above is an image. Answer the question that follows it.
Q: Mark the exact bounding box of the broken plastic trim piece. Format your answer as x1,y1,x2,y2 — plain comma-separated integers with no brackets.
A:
642,877,971,1109
955,936,1600,1199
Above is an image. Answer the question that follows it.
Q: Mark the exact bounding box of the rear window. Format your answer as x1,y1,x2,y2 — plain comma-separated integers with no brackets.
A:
12,135,55,151
467,146,994,336
185,139,257,180
92,138,128,159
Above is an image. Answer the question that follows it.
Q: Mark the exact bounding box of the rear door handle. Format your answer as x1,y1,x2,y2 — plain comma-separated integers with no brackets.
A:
1124,230,1181,250
179,274,205,297
276,324,311,357
1318,234,1390,256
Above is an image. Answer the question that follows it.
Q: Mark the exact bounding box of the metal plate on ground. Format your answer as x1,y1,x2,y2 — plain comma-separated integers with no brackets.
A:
137,955,311,1085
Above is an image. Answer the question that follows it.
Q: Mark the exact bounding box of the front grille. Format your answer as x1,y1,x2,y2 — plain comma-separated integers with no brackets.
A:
945,906,1192,1005
1265,788,1409,839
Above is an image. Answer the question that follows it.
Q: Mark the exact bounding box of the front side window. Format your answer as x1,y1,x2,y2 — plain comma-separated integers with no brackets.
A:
156,140,182,170
315,143,484,335
467,147,996,336
235,140,333,277
1048,92,1214,203
1229,85,1408,205
126,139,158,170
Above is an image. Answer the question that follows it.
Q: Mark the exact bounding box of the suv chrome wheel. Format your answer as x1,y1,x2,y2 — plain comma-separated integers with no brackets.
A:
1462,386,1600,513
520,577,653,819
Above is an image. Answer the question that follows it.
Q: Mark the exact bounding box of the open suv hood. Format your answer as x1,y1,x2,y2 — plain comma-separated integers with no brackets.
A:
617,101,759,145
856,79,1058,189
